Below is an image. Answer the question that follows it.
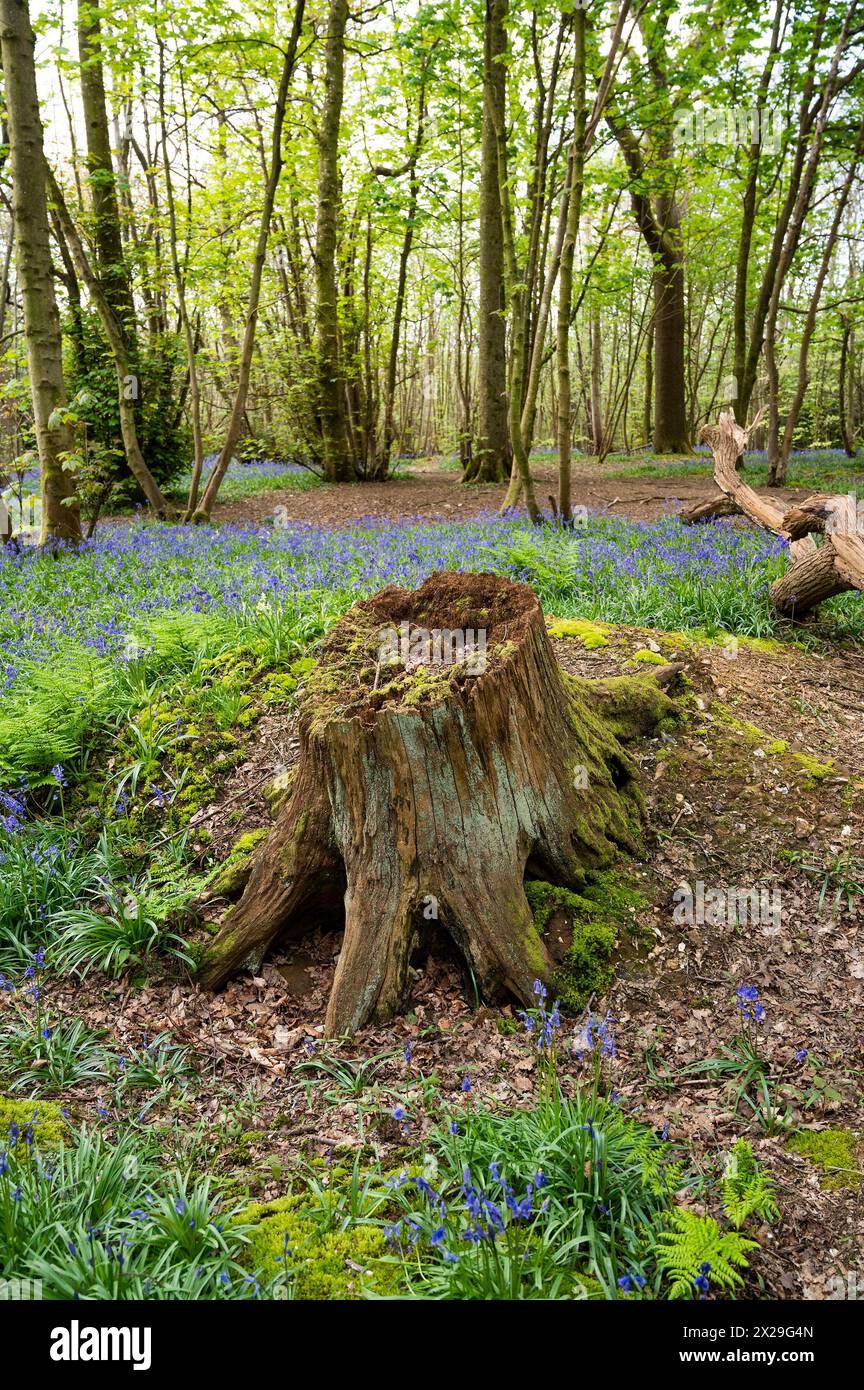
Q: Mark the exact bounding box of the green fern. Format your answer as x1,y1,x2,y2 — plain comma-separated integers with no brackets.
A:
655,1209,758,1299
722,1139,779,1228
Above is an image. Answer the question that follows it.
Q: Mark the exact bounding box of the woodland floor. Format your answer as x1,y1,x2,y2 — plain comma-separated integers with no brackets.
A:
46,457,864,1301
210,458,804,528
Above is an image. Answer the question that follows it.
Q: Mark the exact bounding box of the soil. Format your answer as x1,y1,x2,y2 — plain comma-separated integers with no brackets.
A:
210,460,804,529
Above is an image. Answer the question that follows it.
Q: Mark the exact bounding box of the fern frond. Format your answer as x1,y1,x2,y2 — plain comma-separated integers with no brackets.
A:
722,1139,779,1228
655,1209,758,1299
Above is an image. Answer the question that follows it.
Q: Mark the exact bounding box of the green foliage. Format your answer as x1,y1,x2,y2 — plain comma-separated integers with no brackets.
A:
65,310,190,491
721,1140,779,1228
386,1092,683,1298
655,1210,758,1300
788,1129,863,1191
239,1195,403,1299
0,1126,267,1299
1,1014,109,1095
526,871,645,1013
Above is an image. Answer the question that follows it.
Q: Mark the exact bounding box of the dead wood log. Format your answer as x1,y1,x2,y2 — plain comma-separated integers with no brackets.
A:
683,410,864,617
197,572,680,1035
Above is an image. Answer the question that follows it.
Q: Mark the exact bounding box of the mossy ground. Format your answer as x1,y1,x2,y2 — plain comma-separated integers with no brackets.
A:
788,1129,863,1191
238,1194,404,1298
0,1097,67,1148
526,869,647,1013
546,617,611,648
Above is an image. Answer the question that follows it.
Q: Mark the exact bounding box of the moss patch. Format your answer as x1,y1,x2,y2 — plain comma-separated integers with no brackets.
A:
792,753,834,782
788,1129,863,1190
204,827,269,899
0,1097,67,1148
547,617,611,649
526,870,646,1013
631,649,665,665
239,1195,404,1298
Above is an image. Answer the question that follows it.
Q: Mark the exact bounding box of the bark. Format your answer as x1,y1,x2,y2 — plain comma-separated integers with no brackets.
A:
198,572,681,1034
589,303,604,454
731,0,784,425
45,168,170,516
838,312,857,457
683,409,864,618
0,0,81,542
195,4,306,514
157,41,204,518
776,119,864,475
373,57,431,480
765,9,860,484
76,0,135,346
555,6,586,523
488,2,541,521
314,0,350,483
606,109,689,453
642,323,653,446
467,0,510,485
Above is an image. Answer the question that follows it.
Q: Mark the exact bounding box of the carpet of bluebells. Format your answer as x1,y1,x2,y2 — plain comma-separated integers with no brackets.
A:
0,509,826,701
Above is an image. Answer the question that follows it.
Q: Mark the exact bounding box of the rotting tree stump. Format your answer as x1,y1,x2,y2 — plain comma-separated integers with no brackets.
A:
197,572,680,1035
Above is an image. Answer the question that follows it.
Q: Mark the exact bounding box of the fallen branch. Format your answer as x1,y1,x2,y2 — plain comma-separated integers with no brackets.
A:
682,410,864,617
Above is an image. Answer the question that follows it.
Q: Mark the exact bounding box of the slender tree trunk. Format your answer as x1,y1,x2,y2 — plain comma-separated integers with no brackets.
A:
490,1,540,521
76,0,135,346
45,168,171,515
467,0,510,484
732,0,784,424
652,193,688,453
196,1,306,516
589,303,605,454
555,7,586,523
765,9,855,484
777,120,864,474
839,312,857,456
1,0,81,542
315,0,350,482
643,323,653,446
157,41,204,517
374,65,430,480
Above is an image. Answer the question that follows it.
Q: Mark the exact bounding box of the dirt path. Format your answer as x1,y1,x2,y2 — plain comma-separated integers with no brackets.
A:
211,462,802,529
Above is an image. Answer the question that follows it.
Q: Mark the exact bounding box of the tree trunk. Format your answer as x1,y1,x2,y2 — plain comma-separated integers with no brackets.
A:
45,168,171,516
0,0,81,543
652,207,688,453
589,302,604,454
198,572,681,1034
77,0,136,346
314,0,350,483
839,312,856,457
555,6,586,524
467,0,510,485
195,5,305,516
777,119,864,475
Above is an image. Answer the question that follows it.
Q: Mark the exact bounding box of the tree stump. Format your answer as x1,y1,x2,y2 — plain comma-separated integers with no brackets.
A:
198,572,679,1034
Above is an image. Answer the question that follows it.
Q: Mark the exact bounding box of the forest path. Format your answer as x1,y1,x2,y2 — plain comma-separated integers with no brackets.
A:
210,460,804,529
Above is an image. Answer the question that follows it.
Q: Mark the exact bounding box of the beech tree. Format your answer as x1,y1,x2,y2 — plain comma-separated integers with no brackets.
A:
0,0,80,541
